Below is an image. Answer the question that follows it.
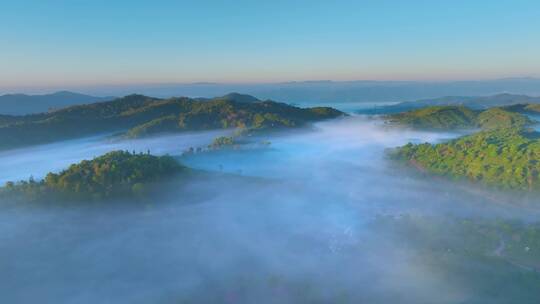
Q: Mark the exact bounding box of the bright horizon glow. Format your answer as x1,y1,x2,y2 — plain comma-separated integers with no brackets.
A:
1,0,539,89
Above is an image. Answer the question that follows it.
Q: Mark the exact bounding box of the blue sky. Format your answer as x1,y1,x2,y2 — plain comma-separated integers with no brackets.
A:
1,0,539,88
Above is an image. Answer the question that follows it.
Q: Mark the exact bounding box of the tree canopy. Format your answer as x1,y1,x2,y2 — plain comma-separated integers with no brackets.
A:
0,94,344,150
385,105,533,130
391,127,540,190
1,151,186,202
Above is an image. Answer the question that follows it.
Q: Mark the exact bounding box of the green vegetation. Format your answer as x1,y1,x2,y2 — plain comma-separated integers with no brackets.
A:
477,107,533,129
391,128,540,190
386,106,477,129
126,101,343,138
182,134,272,156
388,104,540,190
0,151,186,202
0,93,344,150
209,136,236,149
386,105,533,130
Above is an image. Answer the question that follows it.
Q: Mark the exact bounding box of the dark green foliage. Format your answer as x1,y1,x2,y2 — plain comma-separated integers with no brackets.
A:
386,105,532,130
0,94,158,149
0,94,344,150
124,99,342,136
0,151,186,202
209,136,236,149
125,115,179,138
477,107,533,129
386,106,477,130
391,128,540,190
388,104,539,190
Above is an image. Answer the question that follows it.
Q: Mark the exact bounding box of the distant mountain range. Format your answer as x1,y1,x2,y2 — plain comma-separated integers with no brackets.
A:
358,93,540,114
0,91,114,115
4,78,540,115
12,77,539,104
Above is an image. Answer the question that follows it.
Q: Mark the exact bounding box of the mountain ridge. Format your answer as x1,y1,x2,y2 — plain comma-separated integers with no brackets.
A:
0,91,115,115
361,93,540,115
0,93,344,150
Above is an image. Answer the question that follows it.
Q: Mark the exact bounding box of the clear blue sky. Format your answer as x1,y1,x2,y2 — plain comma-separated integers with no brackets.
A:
1,0,539,89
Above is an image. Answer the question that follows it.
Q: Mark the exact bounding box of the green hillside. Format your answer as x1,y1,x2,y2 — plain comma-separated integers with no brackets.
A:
385,105,533,130
124,98,343,138
476,107,533,129
385,106,477,129
391,128,540,190
1,151,186,202
0,94,344,150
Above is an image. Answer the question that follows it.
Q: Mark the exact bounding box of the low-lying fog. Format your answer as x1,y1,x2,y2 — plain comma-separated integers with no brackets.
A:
1,115,539,303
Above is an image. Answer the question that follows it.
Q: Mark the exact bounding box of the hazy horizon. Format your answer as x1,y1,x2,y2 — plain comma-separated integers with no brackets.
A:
2,1,539,89
2,76,540,95
3,77,540,108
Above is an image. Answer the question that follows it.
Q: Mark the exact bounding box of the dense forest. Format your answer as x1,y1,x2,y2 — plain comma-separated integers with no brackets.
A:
385,106,477,129
391,127,540,190
385,105,533,130
0,151,187,202
0,93,343,150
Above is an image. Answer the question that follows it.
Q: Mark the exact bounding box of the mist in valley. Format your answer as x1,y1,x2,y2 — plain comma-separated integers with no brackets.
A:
1,116,539,303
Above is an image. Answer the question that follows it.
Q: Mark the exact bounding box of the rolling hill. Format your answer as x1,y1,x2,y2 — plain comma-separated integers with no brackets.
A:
0,93,344,150
385,105,533,130
1,151,187,202
391,127,540,191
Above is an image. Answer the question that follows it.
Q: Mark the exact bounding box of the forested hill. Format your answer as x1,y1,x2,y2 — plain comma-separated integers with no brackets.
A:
385,105,533,130
0,151,187,202
391,128,540,191
387,104,540,191
0,93,344,150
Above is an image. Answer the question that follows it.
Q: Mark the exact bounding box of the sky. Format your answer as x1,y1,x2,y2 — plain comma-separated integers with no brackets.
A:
1,0,539,89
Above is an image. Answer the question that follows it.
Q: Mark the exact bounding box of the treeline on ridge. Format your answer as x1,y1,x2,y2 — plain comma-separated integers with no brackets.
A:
388,103,540,191
0,151,187,202
0,93,344,150
385,105,535,130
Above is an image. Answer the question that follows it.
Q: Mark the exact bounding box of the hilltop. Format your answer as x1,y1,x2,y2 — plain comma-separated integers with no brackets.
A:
385,105,533,130
0,151,187,202
387,103,540,191
0,93,344,150
390,127,540,191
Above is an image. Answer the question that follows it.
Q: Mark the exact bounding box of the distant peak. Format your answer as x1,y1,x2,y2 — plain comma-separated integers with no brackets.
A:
218,92,260,103
52,90,84,96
